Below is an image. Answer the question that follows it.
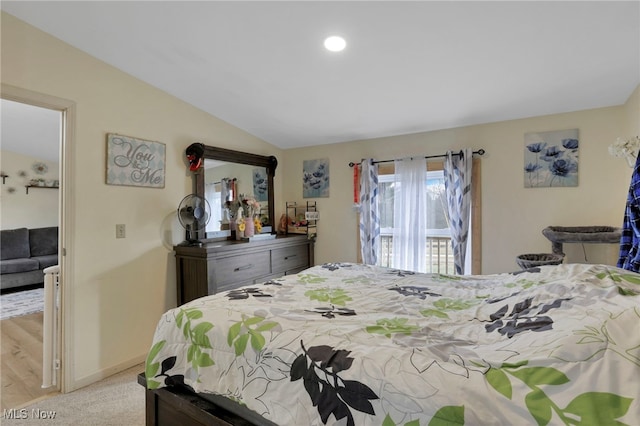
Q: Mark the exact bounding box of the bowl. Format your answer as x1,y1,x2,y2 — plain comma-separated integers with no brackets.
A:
516,253,565,269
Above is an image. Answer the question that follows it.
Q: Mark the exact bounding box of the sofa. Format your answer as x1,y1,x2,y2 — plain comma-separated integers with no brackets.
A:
0,227,58,291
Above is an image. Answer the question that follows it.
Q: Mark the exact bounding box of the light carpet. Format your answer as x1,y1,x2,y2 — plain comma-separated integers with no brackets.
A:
1,364,145,425
0,288,44,320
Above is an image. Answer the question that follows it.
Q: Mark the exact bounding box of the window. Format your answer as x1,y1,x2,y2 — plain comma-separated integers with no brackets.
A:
377,170,456,273
205,182,222,234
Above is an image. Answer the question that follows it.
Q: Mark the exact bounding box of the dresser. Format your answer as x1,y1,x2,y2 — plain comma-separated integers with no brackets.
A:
174,235,314,305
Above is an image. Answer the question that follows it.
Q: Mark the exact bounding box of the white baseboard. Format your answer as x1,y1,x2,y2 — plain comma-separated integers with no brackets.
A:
67,353,146,392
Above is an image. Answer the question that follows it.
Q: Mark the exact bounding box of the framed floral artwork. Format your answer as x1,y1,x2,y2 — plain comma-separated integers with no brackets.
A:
524,129,579,188
303,158,329,198
252,168,268,201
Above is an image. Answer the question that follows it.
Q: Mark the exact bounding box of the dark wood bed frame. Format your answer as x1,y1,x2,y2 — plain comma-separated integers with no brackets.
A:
138,373,268,426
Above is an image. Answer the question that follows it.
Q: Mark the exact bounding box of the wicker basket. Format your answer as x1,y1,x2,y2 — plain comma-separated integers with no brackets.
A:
516,253,565,269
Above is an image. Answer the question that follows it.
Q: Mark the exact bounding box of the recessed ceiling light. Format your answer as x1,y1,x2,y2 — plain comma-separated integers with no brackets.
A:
324,36,346,52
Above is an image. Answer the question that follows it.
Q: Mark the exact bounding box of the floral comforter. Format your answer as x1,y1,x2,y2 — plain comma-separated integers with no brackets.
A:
146,263,640,425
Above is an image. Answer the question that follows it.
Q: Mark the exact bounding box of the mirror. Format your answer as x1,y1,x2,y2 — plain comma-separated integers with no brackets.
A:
193,145,277,240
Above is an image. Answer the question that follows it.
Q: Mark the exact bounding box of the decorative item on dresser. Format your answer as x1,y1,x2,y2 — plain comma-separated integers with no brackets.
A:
285,201,318,239
174,234,314,305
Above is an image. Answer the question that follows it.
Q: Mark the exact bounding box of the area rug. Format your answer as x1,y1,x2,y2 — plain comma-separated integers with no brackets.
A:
0,288,44,320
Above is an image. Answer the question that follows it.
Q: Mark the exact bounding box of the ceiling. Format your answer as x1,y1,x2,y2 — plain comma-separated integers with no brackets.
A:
1,1,639,151
1,99,61,163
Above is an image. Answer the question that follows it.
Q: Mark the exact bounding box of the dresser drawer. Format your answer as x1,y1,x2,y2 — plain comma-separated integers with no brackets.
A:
217,277,261,293
271,245,308,273
212,251,271,286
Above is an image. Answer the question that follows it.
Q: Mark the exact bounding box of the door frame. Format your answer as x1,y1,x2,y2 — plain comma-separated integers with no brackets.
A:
1,83,75,393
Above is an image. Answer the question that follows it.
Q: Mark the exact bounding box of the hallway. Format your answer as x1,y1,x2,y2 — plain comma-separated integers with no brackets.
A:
1,312,59,409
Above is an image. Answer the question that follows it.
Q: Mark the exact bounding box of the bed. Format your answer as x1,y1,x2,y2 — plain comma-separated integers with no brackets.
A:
142,262,640,425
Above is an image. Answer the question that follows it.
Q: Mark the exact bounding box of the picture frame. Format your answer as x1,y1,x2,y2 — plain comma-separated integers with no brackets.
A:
106,133,165,188
303,158,330,198
524,129,579,188
253,167,268,201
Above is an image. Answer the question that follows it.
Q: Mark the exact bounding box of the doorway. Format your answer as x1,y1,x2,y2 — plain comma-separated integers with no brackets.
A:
1,84,75,407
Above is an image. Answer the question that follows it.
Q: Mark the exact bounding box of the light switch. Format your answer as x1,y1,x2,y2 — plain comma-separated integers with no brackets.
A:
116,224,126,239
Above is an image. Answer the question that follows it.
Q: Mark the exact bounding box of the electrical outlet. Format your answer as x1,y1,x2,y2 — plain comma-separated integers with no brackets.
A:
116,224,126,239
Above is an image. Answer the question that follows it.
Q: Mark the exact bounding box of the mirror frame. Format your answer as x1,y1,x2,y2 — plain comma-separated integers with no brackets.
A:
193,145,278,239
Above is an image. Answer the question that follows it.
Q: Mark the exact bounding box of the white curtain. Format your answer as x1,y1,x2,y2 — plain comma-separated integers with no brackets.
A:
392,157,427,272
359,159,380,265
220,178,232,205
205,182,220,233
444,148,473,275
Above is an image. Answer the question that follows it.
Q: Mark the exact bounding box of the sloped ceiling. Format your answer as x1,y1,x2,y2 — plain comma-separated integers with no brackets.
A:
1,1,639,151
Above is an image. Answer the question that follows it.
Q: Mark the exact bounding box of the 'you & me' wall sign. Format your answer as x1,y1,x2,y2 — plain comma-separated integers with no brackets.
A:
106,133,165,188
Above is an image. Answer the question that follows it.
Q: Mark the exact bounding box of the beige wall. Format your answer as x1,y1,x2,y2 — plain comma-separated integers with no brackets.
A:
0,150,60,229
1,12,283,390
283,94,637,274
623,84,639,137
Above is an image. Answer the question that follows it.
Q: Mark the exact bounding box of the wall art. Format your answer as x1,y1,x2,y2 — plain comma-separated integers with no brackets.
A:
32,162,48,175
524,129,579,188
106,133,165,188
252,168,268,201
303,158,330,198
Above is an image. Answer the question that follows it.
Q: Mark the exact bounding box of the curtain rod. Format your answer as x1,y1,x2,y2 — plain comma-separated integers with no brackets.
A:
348,149,485,167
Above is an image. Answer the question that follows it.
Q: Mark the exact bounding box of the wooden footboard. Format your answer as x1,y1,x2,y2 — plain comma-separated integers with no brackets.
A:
137,373,258,426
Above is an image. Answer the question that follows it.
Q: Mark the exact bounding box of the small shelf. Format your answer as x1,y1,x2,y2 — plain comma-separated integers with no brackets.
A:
286,201,318,239
1,173,8,184
542,226,622,254
25,185,59,194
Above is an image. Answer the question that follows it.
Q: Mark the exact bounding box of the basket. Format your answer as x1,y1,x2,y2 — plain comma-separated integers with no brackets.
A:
516,253,565,269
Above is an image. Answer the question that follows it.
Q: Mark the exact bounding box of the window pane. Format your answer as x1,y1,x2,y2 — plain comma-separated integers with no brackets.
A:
379,181,395,230
378,172,451,235
426,176,449,233
377,170,454,273
373,166,478,274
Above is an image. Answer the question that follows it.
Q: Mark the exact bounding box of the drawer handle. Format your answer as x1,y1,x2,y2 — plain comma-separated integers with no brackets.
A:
284,254,298,260
234,264,254,272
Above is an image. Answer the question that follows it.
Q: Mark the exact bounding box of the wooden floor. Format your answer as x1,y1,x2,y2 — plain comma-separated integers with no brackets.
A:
1,312,59,409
